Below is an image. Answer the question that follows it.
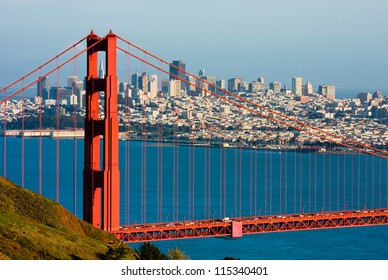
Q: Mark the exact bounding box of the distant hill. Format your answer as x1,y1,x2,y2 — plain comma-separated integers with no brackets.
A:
0,177,135,260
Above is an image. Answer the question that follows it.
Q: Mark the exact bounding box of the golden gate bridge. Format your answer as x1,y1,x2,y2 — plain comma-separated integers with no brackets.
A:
1,31,387,242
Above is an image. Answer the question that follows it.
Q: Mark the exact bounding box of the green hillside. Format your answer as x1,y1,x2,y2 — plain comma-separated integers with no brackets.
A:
0,177,135,260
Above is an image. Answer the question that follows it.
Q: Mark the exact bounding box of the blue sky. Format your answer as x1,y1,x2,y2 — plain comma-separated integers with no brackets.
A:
1,0,387,94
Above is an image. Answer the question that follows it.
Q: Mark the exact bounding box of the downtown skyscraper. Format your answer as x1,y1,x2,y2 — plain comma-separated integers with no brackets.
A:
169,60,186,90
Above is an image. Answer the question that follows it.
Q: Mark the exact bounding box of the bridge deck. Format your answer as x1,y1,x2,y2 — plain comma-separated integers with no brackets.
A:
111,208,388,242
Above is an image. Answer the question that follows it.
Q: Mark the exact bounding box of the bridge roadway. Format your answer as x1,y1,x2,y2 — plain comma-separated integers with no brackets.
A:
112,208,388,242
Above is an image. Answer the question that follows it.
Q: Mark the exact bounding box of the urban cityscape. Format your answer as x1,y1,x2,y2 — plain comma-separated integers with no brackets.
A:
2,59,388,150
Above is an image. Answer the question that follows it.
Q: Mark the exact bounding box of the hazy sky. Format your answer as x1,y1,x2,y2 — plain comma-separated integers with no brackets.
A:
1,0,388,93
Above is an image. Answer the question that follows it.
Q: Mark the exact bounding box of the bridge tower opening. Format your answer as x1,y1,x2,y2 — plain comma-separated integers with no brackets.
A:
83,30,120,231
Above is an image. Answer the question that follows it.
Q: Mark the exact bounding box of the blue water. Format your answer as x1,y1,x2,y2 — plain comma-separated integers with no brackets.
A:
1,137,388,260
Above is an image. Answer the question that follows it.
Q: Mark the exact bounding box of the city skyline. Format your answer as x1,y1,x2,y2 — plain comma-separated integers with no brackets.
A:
1,0,387,93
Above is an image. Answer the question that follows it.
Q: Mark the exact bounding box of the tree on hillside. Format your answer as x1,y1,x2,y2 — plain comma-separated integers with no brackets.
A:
135,242,168,260
168,247,190,260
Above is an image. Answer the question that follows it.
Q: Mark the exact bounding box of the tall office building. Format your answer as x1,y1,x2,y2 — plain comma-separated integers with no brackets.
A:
216,79,226,94
228,78,242,92
138,72,148,92
148,74,158,99
303,81,313,95
257,77,265,84
292,77,303,95
131,72,140,89
269,81,281,94
318,85,336,99
170,60,186,90
250,81,264,92
168,80,181,97
357,92,372,104
37,76,51,99
198,69,206,77
67,76,78,88
99,59,105,79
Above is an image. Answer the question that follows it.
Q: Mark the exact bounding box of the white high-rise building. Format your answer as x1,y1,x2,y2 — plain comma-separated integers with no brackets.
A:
148,75,158,99
67,94,78,106
319,85,336,99
292,77,303,96
168,80,181,97
303,81,314,95
99,59,105,79
67,76,78,88
78,90,86,108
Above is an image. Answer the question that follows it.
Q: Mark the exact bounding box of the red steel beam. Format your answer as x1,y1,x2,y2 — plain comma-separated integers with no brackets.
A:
112,209,388,242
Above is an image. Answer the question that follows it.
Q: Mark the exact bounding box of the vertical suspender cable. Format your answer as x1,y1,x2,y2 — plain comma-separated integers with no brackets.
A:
329,143,332,210
254,143,258,216
188,99,192,220
192,131,195,219
372,155,375,209
337,153,340,211
56,60,60,202
223,139,226,217
3,89,6,178
299,144,302,213
173,92,179,221
279,142,282,214
39,72,43,195
308,149,311,213
157,62,162,223
234,146,238,217
379,157,382,208
270,144,272,215
358,152,361,209
314,148,317,212
285,137,288,213
351,154,354,210
219,110,222,219
239,141,242,217
203,133,207,219
141,56,147,223
322,145,326,211
294,143,297,213
21,79,25,188
343,153,346,211
365,154,368,209
73,47,78,215
208,136,210,219
264,145,267,215
126,45,131,225
249,140,253,216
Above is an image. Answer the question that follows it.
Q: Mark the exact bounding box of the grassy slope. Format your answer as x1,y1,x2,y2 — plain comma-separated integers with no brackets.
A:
0,177,135,260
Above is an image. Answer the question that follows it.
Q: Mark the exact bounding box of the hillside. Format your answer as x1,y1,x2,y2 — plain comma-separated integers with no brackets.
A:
0,177,135,260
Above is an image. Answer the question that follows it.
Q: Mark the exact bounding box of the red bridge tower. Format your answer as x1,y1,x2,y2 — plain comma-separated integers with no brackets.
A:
83,31,120,231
